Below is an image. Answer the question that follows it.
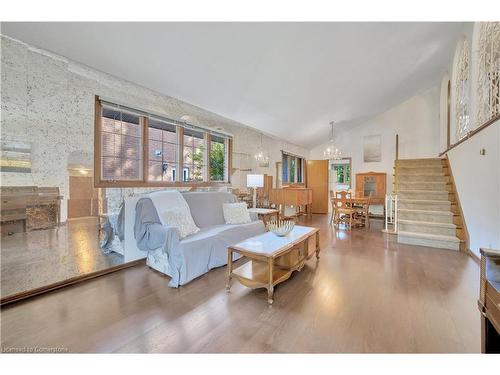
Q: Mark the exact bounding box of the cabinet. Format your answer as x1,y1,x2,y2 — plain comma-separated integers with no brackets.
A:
355,172,386,205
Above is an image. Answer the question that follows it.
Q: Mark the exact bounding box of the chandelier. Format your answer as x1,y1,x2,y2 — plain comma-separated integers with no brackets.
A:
254,133,270,167
323,121,342,160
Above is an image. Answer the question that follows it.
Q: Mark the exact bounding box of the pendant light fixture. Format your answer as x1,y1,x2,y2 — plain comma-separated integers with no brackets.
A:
254,133,270,167
323,121,342,160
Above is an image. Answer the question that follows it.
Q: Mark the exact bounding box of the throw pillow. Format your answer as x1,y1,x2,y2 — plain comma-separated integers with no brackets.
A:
159,207,200,239
223,202,251,224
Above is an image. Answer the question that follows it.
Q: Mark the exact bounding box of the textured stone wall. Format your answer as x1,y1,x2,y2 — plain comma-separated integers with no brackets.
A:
1,35,308,221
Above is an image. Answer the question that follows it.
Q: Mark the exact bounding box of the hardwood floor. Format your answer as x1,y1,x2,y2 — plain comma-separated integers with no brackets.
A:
0,215,480,353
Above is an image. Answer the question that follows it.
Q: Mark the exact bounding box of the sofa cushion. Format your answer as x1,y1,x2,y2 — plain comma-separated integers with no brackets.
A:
222,202,251,224
159,207,200,239
182,192,237,228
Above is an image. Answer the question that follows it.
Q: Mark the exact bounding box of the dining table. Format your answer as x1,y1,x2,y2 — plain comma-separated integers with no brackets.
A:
333,196,371,228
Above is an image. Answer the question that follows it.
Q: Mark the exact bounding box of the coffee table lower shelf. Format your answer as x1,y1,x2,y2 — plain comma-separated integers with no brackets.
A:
229,260,303,305
232,260,293,288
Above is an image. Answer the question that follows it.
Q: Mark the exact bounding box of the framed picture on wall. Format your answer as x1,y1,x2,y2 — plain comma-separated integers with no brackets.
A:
363,135,382,162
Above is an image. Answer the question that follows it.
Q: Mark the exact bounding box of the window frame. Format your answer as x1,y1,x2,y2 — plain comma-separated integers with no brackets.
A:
94,96,232,188
281,151,305,185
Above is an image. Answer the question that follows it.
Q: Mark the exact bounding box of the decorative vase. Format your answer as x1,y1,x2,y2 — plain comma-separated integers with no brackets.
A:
267,220,295,236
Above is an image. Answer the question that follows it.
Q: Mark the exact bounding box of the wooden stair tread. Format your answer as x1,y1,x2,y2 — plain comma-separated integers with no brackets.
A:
398,231,462,243
396,158,443,162
397,198,452,203
398,208,453,215
398,219,456,228
394,183,451,186
398,189,449,193
395,166,445,169
394,173,445,176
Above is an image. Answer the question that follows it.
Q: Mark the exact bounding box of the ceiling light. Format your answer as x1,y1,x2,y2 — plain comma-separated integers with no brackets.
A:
254,133,269,167
323,121,342,160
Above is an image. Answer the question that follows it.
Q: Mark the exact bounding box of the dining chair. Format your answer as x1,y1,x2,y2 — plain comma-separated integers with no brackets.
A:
330,190,348,225
329,190,336,225
332,191,355,229
353,195,371,229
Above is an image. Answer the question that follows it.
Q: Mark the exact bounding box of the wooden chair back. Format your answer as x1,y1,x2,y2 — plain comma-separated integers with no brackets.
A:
334,190,352,209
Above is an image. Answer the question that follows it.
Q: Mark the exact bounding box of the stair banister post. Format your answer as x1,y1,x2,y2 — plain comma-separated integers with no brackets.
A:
390,194,394,225
384,195,388,231
394,195,398,233
395,134,399,161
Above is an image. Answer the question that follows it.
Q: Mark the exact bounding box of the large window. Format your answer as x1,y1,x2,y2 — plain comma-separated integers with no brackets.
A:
101,106,143,181
281,151,305,184
95,98,232,187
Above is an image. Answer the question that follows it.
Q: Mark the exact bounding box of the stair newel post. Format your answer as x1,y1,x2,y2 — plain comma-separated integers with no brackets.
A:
395,134,399,161
395,134,399,194
382,194,397,234
383,194,398,235
394,195,398,233
385,195,389,232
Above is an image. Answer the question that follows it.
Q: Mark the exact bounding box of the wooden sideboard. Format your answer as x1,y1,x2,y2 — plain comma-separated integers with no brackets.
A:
269,187,312,218
355,172,386,205
0,186,62,235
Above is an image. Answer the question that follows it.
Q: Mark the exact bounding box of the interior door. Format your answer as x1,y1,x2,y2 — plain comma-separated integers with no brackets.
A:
306,160,329,214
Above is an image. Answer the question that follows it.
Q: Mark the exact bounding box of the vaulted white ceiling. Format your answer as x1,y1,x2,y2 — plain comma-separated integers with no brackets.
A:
1,22,466,148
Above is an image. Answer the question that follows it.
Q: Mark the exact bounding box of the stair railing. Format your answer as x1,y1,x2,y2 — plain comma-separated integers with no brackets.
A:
383,194,398,234
394,134,399,193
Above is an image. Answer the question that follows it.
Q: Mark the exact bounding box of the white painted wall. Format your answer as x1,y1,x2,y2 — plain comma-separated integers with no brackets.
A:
1,35,308,221
310,86,441,208
439,73,450,153
447,119,500,257
444,22,500,256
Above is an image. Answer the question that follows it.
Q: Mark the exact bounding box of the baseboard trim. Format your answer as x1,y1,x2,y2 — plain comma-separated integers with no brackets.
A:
466,248,480,265
0,259,145,306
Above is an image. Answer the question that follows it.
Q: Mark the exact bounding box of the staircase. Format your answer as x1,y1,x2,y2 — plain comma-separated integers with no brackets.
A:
394,158,465,251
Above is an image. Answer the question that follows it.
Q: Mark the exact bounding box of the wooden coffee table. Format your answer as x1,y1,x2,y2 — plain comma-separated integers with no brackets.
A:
226,225,320,305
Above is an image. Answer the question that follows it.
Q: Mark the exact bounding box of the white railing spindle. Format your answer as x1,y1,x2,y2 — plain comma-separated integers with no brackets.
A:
382,194,398,234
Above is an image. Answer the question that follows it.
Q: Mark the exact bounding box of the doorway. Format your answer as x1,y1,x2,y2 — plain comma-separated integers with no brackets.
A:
68,170,101,219
329,157,352,193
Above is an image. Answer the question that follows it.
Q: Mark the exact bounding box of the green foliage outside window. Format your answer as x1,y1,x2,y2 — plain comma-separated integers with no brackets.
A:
210,141,225,181
189,146,204,181
334,164,351,184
